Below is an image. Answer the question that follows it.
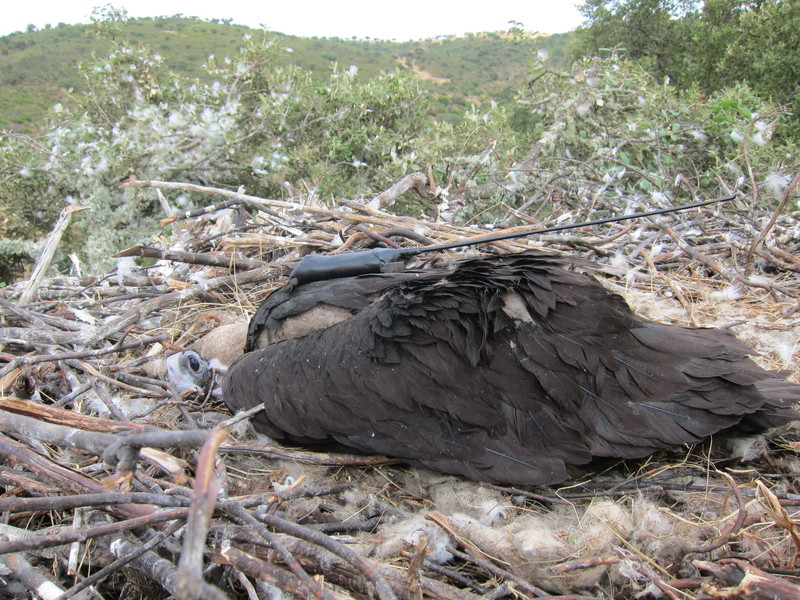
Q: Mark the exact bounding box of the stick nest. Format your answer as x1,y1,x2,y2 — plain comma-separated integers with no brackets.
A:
1,176,799,600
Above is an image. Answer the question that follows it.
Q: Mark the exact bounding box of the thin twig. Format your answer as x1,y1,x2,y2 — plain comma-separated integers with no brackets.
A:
745,171,800,274
0,509,189,556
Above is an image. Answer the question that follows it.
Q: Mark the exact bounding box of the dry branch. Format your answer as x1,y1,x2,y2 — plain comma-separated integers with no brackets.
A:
745,171,800,275
114,245,269,271
0,509,189,556
18,205,90,307
367,171,440,210
176,428,227,600
695,558,800,599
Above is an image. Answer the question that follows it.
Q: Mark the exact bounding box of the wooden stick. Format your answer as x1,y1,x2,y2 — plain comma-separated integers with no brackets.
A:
0,509,189,556
18,206,90,306
745,170,800,275
176,428,227,600
113,245,268,271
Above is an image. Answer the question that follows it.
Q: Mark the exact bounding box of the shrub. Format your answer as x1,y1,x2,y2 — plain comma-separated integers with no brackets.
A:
0,30,435,275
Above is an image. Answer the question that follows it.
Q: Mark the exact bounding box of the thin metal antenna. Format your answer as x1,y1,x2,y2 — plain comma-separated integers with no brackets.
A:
421,195,734,253
291,195,735,283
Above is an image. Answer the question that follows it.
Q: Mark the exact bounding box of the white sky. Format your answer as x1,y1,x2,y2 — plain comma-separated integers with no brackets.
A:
1,1,585,40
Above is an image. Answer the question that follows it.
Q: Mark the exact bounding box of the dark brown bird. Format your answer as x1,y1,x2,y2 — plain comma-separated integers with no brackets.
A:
221,251,799,484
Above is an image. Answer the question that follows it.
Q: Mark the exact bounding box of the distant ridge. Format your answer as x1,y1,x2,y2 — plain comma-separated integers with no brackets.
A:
0,16,574,132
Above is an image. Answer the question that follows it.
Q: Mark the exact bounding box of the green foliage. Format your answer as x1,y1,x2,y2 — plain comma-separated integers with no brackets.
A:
574,0,698,83
686,0,800,136
575,0,800,135
0,132,65,240
450,50,796,225
0,29,440,274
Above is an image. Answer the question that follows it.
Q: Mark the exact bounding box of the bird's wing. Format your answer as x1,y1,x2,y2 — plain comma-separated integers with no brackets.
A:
225,255,597,484
223,251,799,484
508,268,794,458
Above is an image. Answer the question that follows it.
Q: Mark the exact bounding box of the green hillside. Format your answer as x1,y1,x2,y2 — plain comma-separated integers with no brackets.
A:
0,17,574,132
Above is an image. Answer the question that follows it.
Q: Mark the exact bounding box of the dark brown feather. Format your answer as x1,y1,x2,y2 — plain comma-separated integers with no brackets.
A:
222,251,799,484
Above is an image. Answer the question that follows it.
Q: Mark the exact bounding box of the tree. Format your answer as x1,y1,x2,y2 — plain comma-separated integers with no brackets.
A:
687,0,800,135
575,0,800,136
574,0,700,84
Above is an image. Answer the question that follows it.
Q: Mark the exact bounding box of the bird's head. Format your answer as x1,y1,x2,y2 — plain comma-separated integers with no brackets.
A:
165,349,212,393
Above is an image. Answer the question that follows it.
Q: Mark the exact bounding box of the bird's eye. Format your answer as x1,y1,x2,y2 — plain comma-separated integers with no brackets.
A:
187,354,202,373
